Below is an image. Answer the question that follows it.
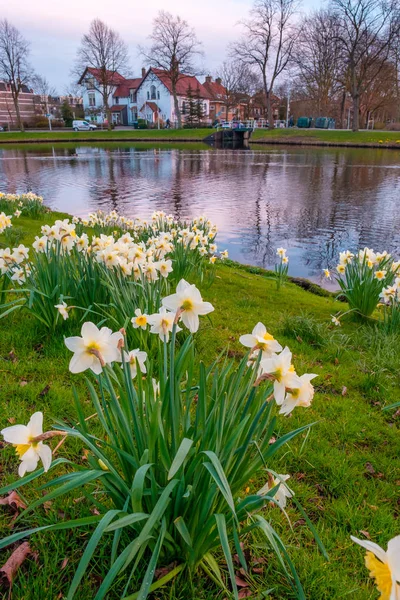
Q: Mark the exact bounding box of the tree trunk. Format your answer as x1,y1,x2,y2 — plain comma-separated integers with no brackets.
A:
352,93,360,132
12,92,24,131
102,90,112,131
172,85,181,128
266,91,274,130
340,91,346,129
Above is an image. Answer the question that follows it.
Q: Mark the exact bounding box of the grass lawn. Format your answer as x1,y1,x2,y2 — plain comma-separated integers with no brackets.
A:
2,127,400,148
0,213,399,599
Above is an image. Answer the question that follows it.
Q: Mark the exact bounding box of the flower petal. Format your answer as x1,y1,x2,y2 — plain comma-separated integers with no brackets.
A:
351,536,387,563
69,351,94,374
1,424,29,444
387,535,400,581
37,443,52,472
65,336,85,352
28,412,43,437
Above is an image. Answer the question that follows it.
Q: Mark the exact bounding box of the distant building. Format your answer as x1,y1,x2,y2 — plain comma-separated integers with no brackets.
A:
79,67,141,126
0,81,42,127
249,91,280,122
202,76,247,122
136,68,211,125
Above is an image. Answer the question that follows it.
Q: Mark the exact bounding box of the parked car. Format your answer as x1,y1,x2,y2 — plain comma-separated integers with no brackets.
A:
72,120,97,131
274,120,286,128
219,122,231,129
0,126,4,132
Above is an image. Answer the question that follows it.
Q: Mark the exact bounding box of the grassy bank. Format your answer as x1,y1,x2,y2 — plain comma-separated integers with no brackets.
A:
2,127,400,148
0,212,399,599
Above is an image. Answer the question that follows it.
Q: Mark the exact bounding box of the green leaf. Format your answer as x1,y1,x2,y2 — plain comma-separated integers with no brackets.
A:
203,451,236,517
123,565,184,600
105,513,149,533
67,510,121,599
168,438,193,480
215,514,238,600
0,458,70,495
131,464,153,513
135,519,167,600
174,516,192,547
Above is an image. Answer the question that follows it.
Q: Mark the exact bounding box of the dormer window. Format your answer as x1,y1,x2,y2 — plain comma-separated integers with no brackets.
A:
115,97,119,104
150,85,156,100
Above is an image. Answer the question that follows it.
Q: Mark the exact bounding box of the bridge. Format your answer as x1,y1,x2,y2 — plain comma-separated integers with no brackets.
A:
203,128,253,149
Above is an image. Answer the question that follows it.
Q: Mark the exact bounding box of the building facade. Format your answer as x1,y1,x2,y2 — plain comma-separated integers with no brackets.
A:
0,82,42,128
136,68,211,126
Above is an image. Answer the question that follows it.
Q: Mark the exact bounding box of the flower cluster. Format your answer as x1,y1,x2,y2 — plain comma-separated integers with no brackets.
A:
275,247,289,290
0,192,45,217
379,276,400,305
326,247,399,280
0,211,12,234
240,322,317,415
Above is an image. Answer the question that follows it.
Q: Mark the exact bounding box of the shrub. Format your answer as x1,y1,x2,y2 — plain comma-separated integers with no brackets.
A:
326,248,399,319
0,287,325,599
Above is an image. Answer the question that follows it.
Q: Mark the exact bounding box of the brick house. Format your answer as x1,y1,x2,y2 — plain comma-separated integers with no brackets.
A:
0,81,42,128
202,76,247,122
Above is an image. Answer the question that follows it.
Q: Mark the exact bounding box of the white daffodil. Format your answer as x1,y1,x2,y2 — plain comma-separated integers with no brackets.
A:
158,259,173,278
375,270,387,281
258,473,293,509
260,347,301,405
11,268,26,285
131,308,149,330
351,535,400,600
65,321,123,375
55,301,69,320
323,269,331,279
220,250,229,260
14,209,21,218
280,373,317,415
162,279,214,333
148,306,181,342
122,349,147,379
1,412,52,477
239,322,282,358
331,315,341,326
276,247,286,257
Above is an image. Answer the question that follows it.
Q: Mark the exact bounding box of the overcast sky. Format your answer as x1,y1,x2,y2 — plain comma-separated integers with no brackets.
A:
5,0,320,92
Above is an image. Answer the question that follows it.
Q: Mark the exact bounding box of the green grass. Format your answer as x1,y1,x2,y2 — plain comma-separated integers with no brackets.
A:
252,128,400,146
0,214,399,599
2,127,400,148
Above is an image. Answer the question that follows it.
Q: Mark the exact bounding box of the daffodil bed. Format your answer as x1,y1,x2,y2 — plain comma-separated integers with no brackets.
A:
0,207,399,600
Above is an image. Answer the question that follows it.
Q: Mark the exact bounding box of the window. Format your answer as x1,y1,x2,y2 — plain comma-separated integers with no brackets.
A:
147,91,150,100
150,85,156,100
157,90,160,99
181,101,186,115
203,103,207,114
87,78,95,89
88,92,96,107
210,104,215,110
115,97,119,105
130,89,136,103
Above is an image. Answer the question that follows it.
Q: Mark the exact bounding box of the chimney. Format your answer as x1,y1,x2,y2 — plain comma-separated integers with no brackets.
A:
215,77,222,85
205,75,212,83
142,67,146,78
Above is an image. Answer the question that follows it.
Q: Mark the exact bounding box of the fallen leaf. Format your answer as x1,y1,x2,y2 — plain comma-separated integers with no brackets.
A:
365,462,375,475
6,350,18,363
19,379,28,387
235,576,249,587
7,418,15,424
0,541,32,588
360,530,371,539
39,384,51,398
43,501,52,514
90,507,100,516
342,386,347,396
293,519,306,528
61,558,69,570
154,562,178,580
268,437,276,445
0,491,27,511
238,590,252,598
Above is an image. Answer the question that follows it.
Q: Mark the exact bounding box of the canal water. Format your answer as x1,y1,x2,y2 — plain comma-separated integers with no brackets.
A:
0,142,399,286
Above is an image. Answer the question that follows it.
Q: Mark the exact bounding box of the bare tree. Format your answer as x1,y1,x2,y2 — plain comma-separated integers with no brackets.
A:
233,0,299,129
140,11,203,128
216,60,260,120
75,19,129,130
32,74,57,98
331,0,400,131
294,10,344,116
0,20,33,131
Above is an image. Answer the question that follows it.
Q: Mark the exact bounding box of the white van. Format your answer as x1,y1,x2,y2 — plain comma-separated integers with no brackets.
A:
72,120,97,131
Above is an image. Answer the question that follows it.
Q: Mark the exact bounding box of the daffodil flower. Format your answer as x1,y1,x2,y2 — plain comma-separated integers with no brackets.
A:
258,473,293,508
148,306,181,342
162,279,214,333
260,347,301,405
122,349,147,379
131,308,149,330
1,412,52,477
65,322,123,374
280,373,317,415
351,535,400,600
239,322,282,358
55,301,69,320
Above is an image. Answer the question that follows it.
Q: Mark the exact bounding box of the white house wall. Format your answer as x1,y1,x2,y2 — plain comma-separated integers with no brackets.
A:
136,78,173,123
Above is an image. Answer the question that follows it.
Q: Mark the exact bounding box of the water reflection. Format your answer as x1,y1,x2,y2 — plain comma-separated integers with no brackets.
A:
0,142,399,286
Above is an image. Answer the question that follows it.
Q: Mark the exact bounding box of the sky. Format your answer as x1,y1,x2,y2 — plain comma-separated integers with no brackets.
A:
3,0,320,92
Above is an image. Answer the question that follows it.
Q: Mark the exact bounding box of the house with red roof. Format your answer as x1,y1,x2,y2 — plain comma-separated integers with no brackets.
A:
79,67,145,126
136,68,211,126
202,76,249,122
